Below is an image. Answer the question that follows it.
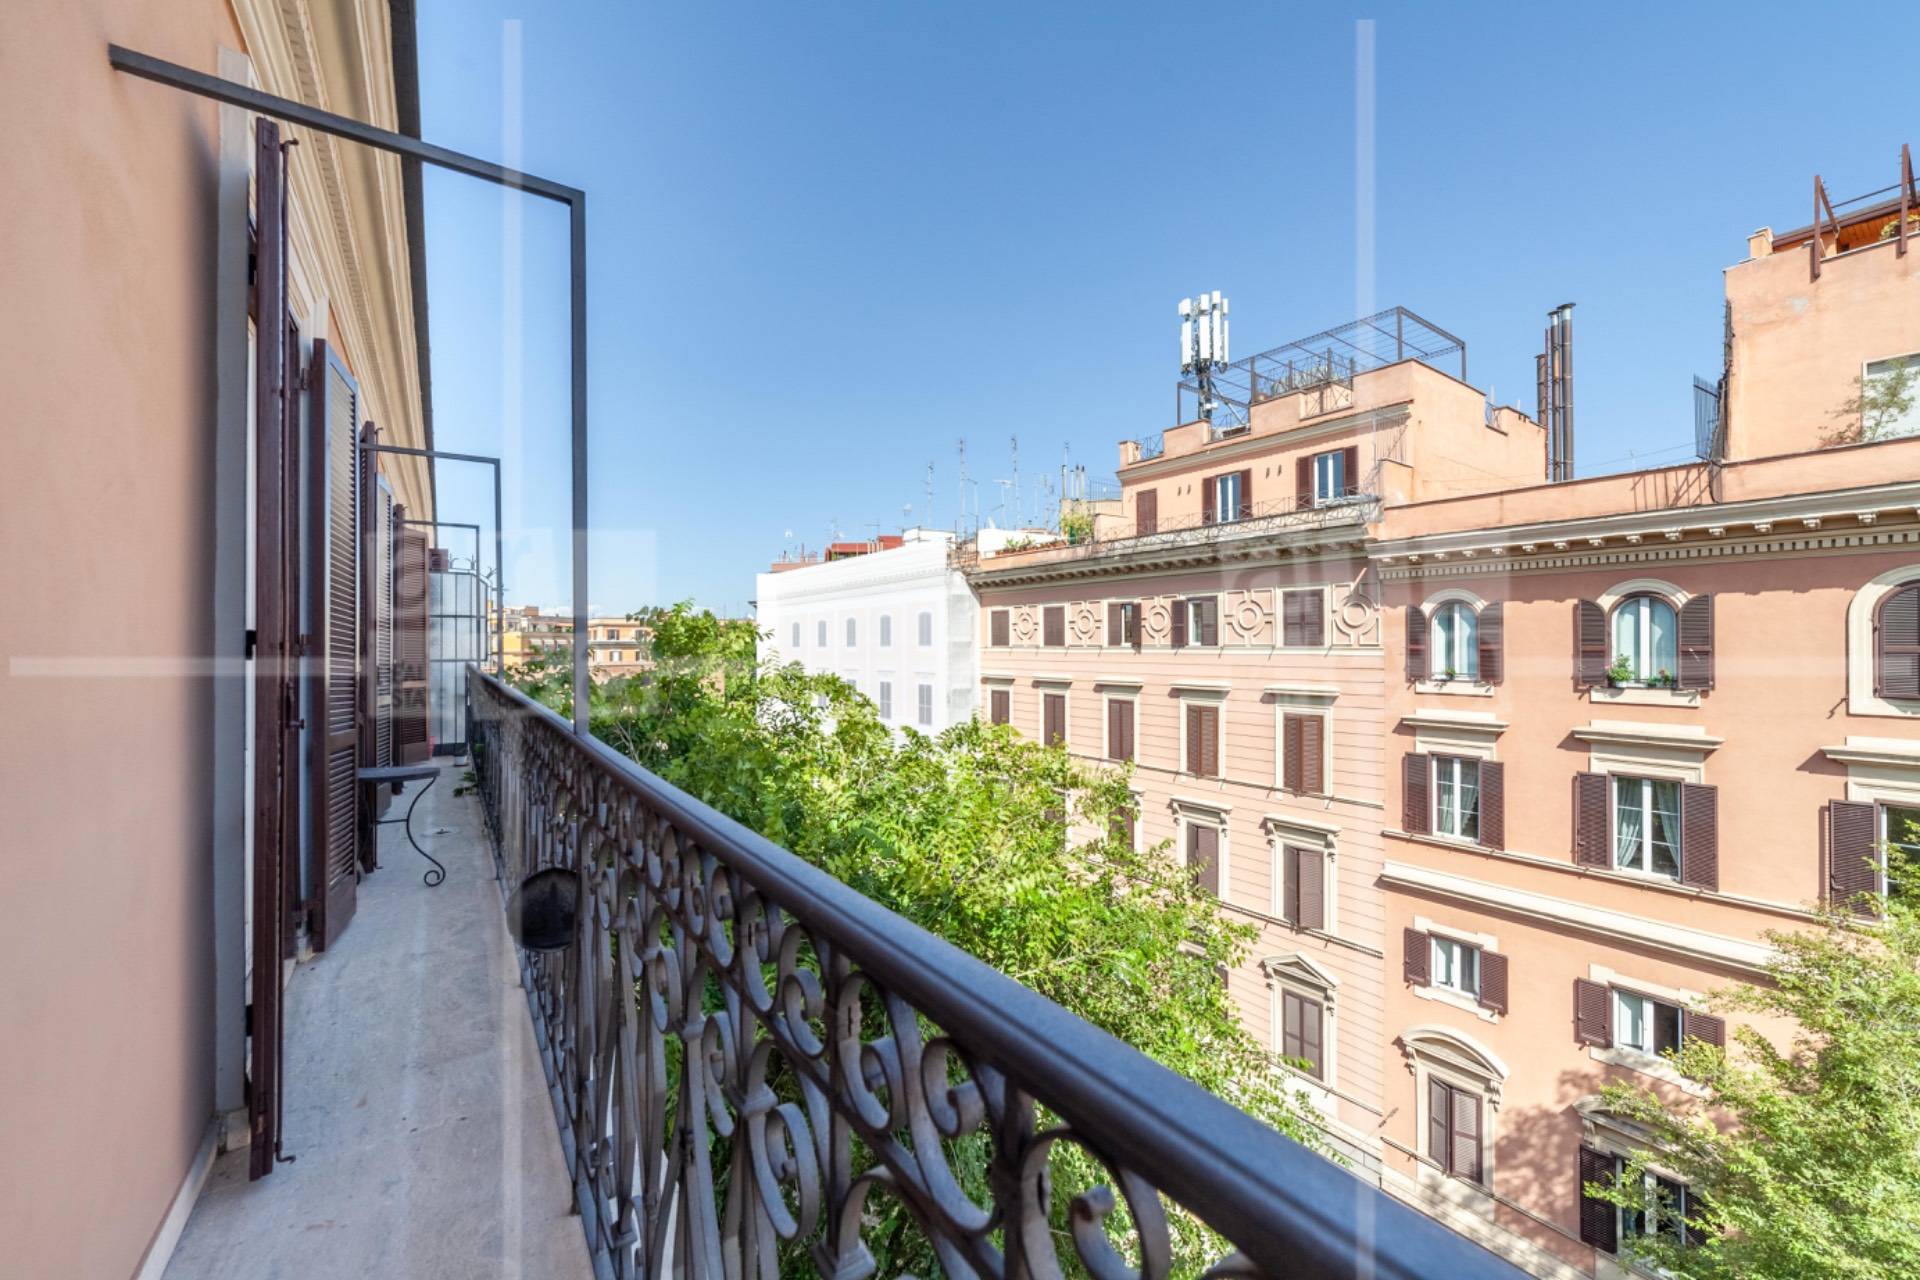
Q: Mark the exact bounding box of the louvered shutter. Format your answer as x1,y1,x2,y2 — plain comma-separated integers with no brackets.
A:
1477,760,1504,850
1341,445,1360,498
1684,1011,1726,1049
1300,714,1324,794
307,341,361,951
1403,927,1430,985
1426,1078,1449,1170
1044,606,1065,647
1478,951,1509,1014
1108,698,1134,761
1296,994,1323,1078
1171,599,1188,648
1282,713,1304,791
1877,583,1920,698
1403,753,1431,834
1448,1091,1482,1182
1044,693,1065,746
1296,456,1314,508
1188,823,1220,894
990,610,1009,647
1202,475,1217,524
393,520,431,763
1406,605,1428,681
1680,783,1719,891
1282,986,1301,1053
1237,468,1253,518
1678,594,1715,690
1126,601,1141,646
1574,772,1610,866
1186,705,1203,774
1828,799,1880,915
1194,597,1218,646
1577,1146,1619,1252
1136,488,1157,535
1478,602,1504,685
1107,602,1124,646
1574,978,1612,1046
1295,845,1324,929
990,688,1010,725
1575,600,1608,687
1188,705,1218,777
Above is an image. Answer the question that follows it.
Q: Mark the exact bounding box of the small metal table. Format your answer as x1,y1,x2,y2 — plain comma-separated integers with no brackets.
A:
358,764,446,886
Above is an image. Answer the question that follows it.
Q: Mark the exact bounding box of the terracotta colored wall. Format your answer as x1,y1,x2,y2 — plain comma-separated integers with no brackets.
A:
0,4,239,1276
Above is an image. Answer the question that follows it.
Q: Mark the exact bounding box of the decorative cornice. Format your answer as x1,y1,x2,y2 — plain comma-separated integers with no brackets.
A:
1570,722,1723,753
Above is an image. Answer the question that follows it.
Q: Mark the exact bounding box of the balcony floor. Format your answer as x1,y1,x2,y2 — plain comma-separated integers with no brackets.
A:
164,759,593,1280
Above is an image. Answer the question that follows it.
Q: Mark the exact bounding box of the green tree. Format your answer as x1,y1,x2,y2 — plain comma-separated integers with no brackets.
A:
511,602,1317,1273
1592,848,1920,1279
1823,356,1917,446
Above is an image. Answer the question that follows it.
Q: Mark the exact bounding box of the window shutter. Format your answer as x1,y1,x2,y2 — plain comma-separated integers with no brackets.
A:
1341,445,1360,497
1108,699,1134,762
1044,606,1065,647
1574,772,1610,867
1295,845,1324,930
1403,927,1429,985
1200,706,1219,777
1237,468,1253,519
1202,475,1217,524
1107,602,1123,646
1678,593,1715,690
1448,1091,1482,1183
1280,844,1299,923
1044,693,1065,746
1403,753,1431,834
1136,488,1158,535
1574,978,1612,1046
1283,590,1324,647
1185,704,1203,774
1405,605,1428,682
990,688,1010,725
1300,714,1324,794
1296,994,1323,1078
1198,598,1219,646
1478,951,1509,1014
1296,456,1314,508
1282,713,1304,791
307,341,361,951
1877,583,1920,698
1575,599,1608,687
1684,1011,1726,1049
1188,824,1220,894
1478,602,1504,685
1577,1146,1619,1252
1171,599,1188,648
1477,760,1505,851
1126,600,1141,646
1426,1078,1449,1170
1828,799,1880,915
990,610,1009,647
1680,783,1719,891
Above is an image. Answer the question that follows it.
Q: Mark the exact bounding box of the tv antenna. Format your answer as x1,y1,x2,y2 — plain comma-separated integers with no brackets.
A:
1179,291,1231,422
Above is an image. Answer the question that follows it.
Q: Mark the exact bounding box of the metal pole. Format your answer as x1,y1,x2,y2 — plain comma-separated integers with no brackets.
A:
569,197,589,735
368,445,505,674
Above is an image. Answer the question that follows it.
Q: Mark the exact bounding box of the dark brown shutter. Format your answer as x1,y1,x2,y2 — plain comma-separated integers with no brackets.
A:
1108,698,1134,761
1574,772,1610,866
1427,1078,1449,1170
1578,1146,1619,1252
1198,597,1219,646
1107,602,1123,646
1237,468,1253,518
1684,1011,1726,1049
1341,445,1360,497
1136,488,1158,535
1296,994,1323,1077
1171,599,1188,648
1282,713,1304,791
1678,593,1715,690
1477,760,1505,850
248,117,293,1182
307,341,361,952
1188,823,1220,894
1044,692,1065,746
1296,456,1313,508
1575,599,1608,687
1300,714,1324,794
393,521,431,762
1202,475,1217,524
990,687,1010,725
1477,602,1504,685
1448,1091,1482,1183
1295,845,1324,929
990,610,1009,647
1478,951,1509,1014
1877,583,1920,698
1574,978,1612,1046
1283,590,1324,647
1044,606,1065,647
1403,753,1430,834
1403,927,1430,985
1188,705,1219,778
1680,783,1719,891
1406,605,1428,682
1828,799,1880,914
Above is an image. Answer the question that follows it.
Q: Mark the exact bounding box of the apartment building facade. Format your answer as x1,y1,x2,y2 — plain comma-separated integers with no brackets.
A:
969,168,1920,1278
755,529,981,733
498,605,650,678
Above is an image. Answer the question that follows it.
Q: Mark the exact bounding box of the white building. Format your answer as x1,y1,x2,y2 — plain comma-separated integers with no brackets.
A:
755,530,979,734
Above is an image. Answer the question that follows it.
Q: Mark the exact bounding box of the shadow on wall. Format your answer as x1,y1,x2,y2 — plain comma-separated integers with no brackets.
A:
1628,464,1717,512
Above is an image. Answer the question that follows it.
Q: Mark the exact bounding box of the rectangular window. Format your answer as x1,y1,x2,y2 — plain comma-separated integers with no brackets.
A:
1613,775,1682,879
1185,703,1220,777
1884,803,1920,898
878,681,892,720
918,611,934,646
1279,990,1324,1079
817,620,827,647
1107,600,1139,647
1281,589,1324,647
1430,936,1481,998
988,610,1008,647
1863,354,1920,440
1178,597,1219,647
879,615,892,646
1043,605,1066,647
1616,1162,1693,1248
1280,712,1324,794
1043,692,1067,746
989,687,1010,725
1434,756,1482,842
790,622,800,648
1106,697,1135,762
1214,472,1243,524
1313,449,1348,504
846,617,857,646
1613,989,1684,1057
917,683,934,726
1428,1078,1483,1184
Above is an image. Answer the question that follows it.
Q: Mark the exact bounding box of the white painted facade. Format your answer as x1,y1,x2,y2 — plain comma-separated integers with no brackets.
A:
754,531,979,733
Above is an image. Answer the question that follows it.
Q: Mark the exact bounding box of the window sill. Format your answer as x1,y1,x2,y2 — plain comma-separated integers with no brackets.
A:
1589,685,1701,708
1588,1045,1708,1097
1412,983,1499,1023
1415,678,1494,697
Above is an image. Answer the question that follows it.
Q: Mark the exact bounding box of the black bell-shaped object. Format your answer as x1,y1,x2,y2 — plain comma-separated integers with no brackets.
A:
508,866,579,951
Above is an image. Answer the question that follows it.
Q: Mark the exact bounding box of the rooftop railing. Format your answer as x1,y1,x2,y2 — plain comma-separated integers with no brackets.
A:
466,667,1523,1280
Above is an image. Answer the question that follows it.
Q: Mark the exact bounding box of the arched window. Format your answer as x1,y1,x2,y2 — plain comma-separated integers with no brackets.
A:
1876,581,1920,699
1431,602,1478,680
1609,594,1678,685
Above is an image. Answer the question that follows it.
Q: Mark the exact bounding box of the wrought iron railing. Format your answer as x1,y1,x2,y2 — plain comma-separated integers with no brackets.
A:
467,667,1523,1280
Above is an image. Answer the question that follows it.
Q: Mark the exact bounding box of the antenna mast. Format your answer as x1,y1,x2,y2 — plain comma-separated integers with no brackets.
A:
1179,290,1231,423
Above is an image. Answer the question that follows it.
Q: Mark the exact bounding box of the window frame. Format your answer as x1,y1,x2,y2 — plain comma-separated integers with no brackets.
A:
1177,688,1227,779
917,610,934,647
1214,471,1243,524
879,613,893,647
846,616,857,647
1430,600,1479,681
1432,753,1482,843
816,619,828,647
1042,604,1067,648
1611,987,1684,1059
1038,686,1069,748
916,682,934,728
1429,935,1482,1000
1278,586,1328,650
1101,689,1138,763
878,679,893,721
1608,592,1680,686
1611,773,1684,882
1312,449,1347,505
790,622,800,649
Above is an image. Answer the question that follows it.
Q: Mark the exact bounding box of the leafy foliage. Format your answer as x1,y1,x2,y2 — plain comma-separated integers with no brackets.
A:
1592,848,1920,1279
1822,356,1917,446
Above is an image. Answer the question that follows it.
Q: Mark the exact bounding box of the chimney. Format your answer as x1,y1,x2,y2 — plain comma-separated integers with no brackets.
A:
1538,303,1576,482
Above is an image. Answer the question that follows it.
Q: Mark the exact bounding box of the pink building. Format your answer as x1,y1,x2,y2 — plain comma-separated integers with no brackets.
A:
970,156,1920,1277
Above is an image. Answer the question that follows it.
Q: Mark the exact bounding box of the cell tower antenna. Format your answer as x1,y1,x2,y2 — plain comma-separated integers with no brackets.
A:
1009,435,1020,527
925,462,935,532
956,438,968,535
1179,291,1232,423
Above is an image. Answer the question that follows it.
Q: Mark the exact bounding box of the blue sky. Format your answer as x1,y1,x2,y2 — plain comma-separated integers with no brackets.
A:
416,1,1916,615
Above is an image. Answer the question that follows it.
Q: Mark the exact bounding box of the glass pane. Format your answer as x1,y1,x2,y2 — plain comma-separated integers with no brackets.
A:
1431,937,1456,987
1436,761,1458,835
1652,1001,1682,1054
1613,600,1640,676
1458,760,1480,840
1650,780,1682,878
1649,599,1677,681
1615,990,1648,1051
1614,776,1645,870
1458,945,1479,995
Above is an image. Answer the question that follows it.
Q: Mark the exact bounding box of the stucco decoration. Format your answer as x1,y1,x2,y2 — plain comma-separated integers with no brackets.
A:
1012,606,1038,644
1332,586,1379,647
1071,601,1101,644
1142,598,1173,645
1227,589,1272,646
